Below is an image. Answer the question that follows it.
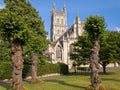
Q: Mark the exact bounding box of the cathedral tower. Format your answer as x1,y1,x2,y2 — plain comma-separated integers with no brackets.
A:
50,4,67,42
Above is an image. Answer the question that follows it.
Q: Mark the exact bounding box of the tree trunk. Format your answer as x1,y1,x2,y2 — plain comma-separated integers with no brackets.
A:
90,41,101,90
102,63,107,74
11,42,24,90
31,53,38,80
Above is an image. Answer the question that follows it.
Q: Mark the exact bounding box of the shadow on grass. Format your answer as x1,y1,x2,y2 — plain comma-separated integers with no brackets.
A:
99,72,118,75
68,72,90,76
0,82,11,90
102,78,120,82
45,79,86,89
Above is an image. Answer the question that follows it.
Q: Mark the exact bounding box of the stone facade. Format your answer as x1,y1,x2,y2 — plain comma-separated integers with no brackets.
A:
47,4,84,68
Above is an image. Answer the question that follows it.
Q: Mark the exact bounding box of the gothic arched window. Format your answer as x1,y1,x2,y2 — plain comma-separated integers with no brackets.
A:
56,46,62,60
57,19,59,24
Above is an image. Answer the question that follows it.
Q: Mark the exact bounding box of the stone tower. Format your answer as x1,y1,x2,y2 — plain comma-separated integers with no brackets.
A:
50,4,67,42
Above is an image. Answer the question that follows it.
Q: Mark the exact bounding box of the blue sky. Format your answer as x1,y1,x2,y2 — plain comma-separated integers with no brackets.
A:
0,0,120,37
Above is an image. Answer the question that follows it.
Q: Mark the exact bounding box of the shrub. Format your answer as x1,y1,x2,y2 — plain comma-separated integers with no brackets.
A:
57,62,69,75
37,63,60,76
0,62,69,80
77,67,89,71
23,62,69,78
22,64,31,78
0,62,12,80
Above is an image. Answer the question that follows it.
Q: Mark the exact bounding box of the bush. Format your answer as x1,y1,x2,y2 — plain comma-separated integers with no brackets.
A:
0,61,69,80
77,67,89,71
22,64,31,78
57,63,69,75
37,63,60,76
0,62,12,80
23,62,69,78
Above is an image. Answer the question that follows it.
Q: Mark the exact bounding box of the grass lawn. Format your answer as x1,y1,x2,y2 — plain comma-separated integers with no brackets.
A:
0,70,120,90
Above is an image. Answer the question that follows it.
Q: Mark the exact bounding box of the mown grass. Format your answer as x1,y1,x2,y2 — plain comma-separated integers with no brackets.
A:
0,70,120,90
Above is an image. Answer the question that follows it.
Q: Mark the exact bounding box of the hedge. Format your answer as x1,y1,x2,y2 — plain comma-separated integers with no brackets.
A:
77,67,90,71
23,62,68,78
57,62,69,74
0,62,68,80
0,62,12,80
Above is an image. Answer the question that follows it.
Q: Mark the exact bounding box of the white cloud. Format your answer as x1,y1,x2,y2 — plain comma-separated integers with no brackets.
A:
115,27,120,32
0,5,5,9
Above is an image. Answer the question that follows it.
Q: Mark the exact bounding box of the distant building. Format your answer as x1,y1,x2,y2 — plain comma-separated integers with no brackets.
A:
47,4,84,68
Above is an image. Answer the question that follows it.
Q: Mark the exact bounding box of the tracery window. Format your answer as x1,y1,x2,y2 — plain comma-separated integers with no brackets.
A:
56,46,62,59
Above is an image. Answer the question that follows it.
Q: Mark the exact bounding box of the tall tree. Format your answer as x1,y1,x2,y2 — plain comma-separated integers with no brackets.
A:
0,8,29,90
0,0,48,89
24,34,49,82
84,15,106,90
70,30,120,74
99,31,119,73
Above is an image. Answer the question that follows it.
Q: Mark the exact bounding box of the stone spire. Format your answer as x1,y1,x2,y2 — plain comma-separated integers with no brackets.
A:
52,3,56,13
75,15,80,24
75,9,80,24
63,4,66,13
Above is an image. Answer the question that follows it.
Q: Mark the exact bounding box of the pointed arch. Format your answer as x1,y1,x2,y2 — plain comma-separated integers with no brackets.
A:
56,45,62,60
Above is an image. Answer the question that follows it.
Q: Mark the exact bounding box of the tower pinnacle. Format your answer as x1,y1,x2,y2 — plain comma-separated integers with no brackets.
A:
63,4,66,13
52,3,56,13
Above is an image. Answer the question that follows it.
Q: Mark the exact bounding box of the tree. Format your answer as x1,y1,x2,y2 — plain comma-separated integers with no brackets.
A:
70,30,120,74
70,34,93,65
99,31,120,73
0,9,29,90
84,15,106,90
24,35,49,82
0,0,48,89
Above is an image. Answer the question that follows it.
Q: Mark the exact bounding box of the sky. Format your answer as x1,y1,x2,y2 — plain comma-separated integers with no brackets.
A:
0,0,120,38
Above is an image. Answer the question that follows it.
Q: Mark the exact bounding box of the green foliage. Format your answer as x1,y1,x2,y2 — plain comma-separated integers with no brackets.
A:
37,63,60,76
84,15,106,41
1,0,49,52
57,63,69,75
0,0,49,75
0,62,12,80
0,9,29,43
70,35,93,65
99,31,120,66
0,40,10,62
0,62,68,79
77,67,89,71
23,63,68,78
70,30,120,73
22,64,31,78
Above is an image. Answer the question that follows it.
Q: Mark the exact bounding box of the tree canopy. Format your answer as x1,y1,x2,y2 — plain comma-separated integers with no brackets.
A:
84,15,106,41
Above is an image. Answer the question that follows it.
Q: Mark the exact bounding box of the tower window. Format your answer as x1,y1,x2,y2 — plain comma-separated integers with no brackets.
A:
57,19,59,24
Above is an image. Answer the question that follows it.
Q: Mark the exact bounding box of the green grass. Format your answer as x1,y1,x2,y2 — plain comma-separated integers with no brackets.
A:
0,70,120,90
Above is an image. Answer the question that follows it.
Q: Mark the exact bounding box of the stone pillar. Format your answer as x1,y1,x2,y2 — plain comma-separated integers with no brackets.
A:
63,40,68,64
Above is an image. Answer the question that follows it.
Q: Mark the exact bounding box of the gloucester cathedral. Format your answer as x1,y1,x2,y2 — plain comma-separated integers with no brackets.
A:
47,4,84,68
